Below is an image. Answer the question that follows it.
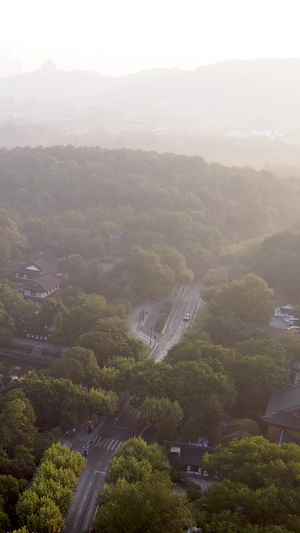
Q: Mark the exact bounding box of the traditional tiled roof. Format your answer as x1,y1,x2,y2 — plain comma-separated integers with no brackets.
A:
264,383,300,416
4,261,27,273
27,257,59,276
262,383,300,432
165,441,215,467
262,411,300,432
4,257,59,276
24,274,60,292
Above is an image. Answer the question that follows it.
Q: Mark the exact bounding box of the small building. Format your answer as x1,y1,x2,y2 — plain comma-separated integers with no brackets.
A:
262,383,300,445
274,304,294,317
3,258,60,301
22,274,60,301
5,258,59,282
164,440,215,475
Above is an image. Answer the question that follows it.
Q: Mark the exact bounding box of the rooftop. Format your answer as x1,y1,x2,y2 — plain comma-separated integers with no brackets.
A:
24,274,60,292
263,383,300,433
264,383,300,416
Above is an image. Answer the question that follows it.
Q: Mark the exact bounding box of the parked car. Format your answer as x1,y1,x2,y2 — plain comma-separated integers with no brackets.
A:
285,316,294,323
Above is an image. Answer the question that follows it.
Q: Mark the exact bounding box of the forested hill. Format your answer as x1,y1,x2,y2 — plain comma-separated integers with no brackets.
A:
1,146,300,277
1,145,298,226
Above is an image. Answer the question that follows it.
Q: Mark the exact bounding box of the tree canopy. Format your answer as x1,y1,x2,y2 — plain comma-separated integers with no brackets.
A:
93,438,191,533
193,437,300,532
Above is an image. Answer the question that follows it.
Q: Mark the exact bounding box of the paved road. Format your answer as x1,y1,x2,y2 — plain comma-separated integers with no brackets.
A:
150,282,203,362
64,283,203,532
63,395,145,533
129,282,204,362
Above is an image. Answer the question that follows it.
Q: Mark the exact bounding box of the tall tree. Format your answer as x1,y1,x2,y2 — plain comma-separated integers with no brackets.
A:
58,254,86,286
113,437,170,475
87,388,118,419
193,480,300,532
17,372,89,431
115,246,175,301
0,389,36,479
140,397,183,443
47,346,100,388
232,355,286,416
93,476,192,533
210,274,275,324
204,436,300,489
192,436,300,531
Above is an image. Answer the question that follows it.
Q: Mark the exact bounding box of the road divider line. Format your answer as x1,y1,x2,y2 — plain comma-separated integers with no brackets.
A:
72,470,101,533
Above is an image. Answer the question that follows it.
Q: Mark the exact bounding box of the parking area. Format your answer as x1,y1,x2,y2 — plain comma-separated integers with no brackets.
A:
271,315,299,330
270,316,288,330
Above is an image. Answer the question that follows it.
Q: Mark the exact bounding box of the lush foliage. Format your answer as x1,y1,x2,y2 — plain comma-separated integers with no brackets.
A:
93,438,191,533
1,146,300,304
191,437,300,532
253,231,300,302
16,443,86,532
15,371,117,432
1,145,300,530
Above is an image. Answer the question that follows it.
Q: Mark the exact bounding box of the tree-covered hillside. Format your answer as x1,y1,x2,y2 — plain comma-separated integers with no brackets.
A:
0,145,299,304
1,146,300,261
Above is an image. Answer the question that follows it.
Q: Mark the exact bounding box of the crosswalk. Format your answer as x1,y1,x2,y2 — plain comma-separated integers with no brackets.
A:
90,435,121,451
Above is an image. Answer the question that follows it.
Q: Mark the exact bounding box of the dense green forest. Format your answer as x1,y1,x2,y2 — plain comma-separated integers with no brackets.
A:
0,146,299,251
1,146,300,531
1,146,300,294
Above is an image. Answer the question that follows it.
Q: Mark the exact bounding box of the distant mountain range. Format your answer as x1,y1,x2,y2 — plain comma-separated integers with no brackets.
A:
2,58,300,172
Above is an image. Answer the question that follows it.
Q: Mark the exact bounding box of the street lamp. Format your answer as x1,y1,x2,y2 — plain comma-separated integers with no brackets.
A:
140,425,151,438
149,325,154,353
63,428,77,448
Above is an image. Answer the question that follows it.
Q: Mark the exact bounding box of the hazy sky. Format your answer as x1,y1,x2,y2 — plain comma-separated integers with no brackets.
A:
1,0,300,76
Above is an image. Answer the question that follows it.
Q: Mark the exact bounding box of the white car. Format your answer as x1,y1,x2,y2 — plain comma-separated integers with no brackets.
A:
287,326,300,330
183,313,190,321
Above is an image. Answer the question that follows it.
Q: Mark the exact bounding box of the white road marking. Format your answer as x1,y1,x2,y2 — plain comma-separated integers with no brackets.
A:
107,439,117,450
111,440,120,450
90,436,121,450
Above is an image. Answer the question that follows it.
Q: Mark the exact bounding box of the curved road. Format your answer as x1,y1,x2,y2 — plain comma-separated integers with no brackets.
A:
63,282,203,532
129,281,204,362
150,282,203,361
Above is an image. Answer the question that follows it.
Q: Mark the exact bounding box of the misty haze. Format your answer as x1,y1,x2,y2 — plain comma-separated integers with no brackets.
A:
2,58,300,175
2,1,300,531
